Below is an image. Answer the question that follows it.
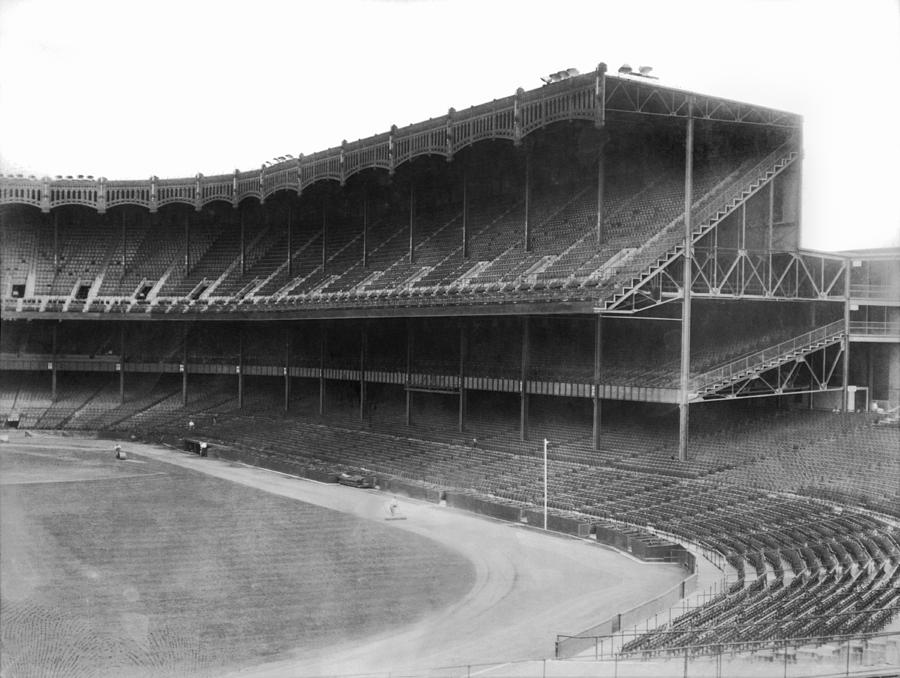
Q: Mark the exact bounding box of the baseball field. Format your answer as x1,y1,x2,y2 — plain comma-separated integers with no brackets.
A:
0,433,684,677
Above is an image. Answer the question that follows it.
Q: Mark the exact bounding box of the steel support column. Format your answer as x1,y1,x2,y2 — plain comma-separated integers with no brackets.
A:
767,180,774,294
740,203,747,292
51,324,58,400
409,184,416,264
119,324,125,404
678,104,694,463
462,172,469,259
319,323,327,416
322,201,328,273
523,153,532,252
239,208,246,275
596,137,606,248
458,321,467,433
842,259,851,414
121,210,127,276
520,316,530,442
184,212,190,276
796,126,804,246
287,204,293,278
362,193,369,268
237,327,244,409
867,346,875,404
592,315,603,451
181,325,188,407
53,211,59,269
405,320,413,426
359,323,367,423
284,327,291,412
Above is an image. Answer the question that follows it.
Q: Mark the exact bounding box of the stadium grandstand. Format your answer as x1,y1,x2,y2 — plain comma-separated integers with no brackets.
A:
1,63,899,674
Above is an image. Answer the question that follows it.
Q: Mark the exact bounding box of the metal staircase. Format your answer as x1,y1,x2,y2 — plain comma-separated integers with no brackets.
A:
690,320,845,399
603,141,799,311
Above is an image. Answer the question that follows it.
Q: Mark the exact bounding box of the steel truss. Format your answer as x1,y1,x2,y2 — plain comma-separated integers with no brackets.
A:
603,144,801,314
692,339,845,402
606,249,848,313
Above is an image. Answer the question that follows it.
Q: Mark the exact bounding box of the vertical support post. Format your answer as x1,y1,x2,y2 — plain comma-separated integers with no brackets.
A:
740,202,747,294
287,203,293,278
51,324,58,400
181,324,188,407
543,437,548,530
408,183,416,264
283,326,291,412
405,319,413,426
462,172,469,259
520,316,530,441
596,136,606,248
458,321,467,433
319,323,326,416
359,323,367,423
237,326,244,409
119,323,125,404
867,344,875,406
523,152,532,252
184,212,190,276
239,207,246,275
592,315,603,451
843,259,851,414
678,102,694,463
796,127,804,248
53,211,59,269
767,179,774,295
362,193,369,268
121,210,127,276
321,199,327,273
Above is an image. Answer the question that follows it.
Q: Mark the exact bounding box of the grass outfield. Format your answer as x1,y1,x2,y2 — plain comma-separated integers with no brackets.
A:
0,441,475,677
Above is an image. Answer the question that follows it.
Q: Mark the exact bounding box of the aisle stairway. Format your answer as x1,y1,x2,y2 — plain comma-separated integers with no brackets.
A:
604,141,799,311
691,320,844,399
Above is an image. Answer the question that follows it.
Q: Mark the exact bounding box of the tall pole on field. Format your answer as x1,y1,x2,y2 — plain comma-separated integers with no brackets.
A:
543,438,549,530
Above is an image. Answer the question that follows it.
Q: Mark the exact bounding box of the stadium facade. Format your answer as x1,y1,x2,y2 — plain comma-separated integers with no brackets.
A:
2,64,897,443
1,63,899,665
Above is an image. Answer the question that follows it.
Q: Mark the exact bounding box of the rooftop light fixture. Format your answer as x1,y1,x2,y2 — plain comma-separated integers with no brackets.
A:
541,67,580,85
619,64,659,80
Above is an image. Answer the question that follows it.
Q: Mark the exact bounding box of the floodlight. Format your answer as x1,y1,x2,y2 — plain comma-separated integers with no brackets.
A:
618,64,633,75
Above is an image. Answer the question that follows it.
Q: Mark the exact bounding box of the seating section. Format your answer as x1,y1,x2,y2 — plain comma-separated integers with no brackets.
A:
0,150,779,312
0,215,37,296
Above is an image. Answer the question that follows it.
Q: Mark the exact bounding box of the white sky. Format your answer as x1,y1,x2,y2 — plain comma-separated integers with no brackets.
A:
1,0,898,251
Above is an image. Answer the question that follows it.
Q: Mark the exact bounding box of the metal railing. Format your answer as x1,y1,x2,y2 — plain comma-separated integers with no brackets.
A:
311,629,900,678
849,321,900,338
691,320,845,393
850,284,900,301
